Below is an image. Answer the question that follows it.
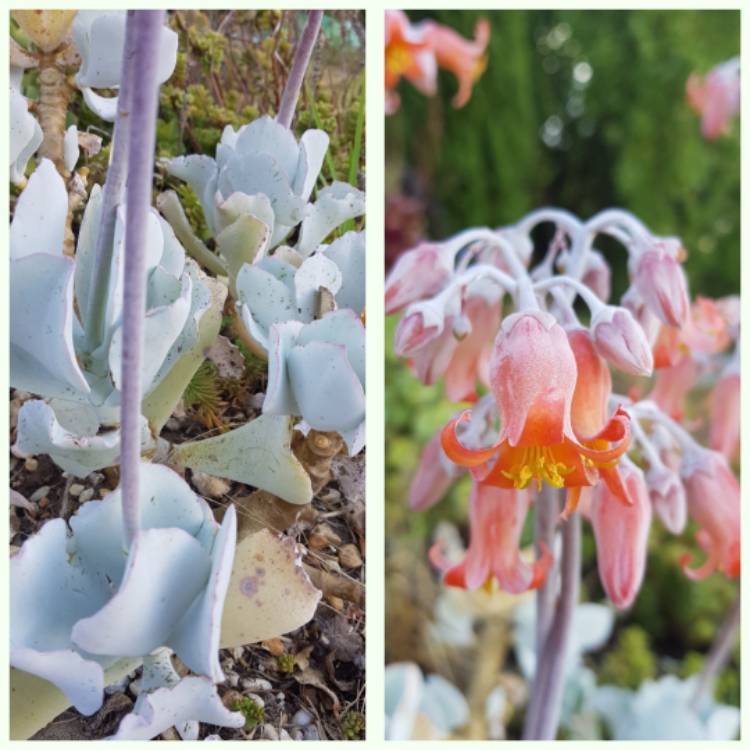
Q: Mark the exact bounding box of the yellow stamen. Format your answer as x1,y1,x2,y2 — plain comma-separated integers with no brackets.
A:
501,446,574,491
386,44,414,78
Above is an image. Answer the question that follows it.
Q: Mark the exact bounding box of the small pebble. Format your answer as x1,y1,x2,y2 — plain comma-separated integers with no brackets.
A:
160,727,180,741
29,486,50,503
303,725,320,740
104,676,130,695
262,724,279,741
129,679,142,697
69,483,84,497
231,646,244,662
279,729,292,740
249,393,265,410
99,488,111,498
165,417,181,431
79,488,95,503
242,677,272,693
226,671,239,688
23,457,38,472
290,728,305,741
191,471,231,499
292,709,312,727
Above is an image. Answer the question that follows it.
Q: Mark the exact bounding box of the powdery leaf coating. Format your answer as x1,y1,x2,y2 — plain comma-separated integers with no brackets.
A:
220,528,321,648
171,414,313,505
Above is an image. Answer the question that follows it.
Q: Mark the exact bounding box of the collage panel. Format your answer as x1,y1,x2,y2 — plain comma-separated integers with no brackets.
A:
9,8,365,741
384,8,740,742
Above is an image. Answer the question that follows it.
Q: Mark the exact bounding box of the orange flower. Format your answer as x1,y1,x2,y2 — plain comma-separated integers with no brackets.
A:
441,312,631,518
384,10,436,113
421,18,490,108
681,449,740,580
430,482,553,593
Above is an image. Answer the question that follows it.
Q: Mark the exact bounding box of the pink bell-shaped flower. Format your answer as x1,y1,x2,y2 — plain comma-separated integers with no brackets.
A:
590,461,652,610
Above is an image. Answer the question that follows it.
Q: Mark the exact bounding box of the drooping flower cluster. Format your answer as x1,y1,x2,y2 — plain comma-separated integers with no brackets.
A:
387,207,740,610
385,10,490,114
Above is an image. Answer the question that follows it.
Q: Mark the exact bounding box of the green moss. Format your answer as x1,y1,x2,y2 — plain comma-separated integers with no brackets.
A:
232,696,265,729
341,710,365,740
277,652,295,674
599,626,656,690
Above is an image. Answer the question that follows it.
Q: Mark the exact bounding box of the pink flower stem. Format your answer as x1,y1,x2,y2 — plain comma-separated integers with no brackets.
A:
523,510,581,740
689,591,740,710
85,13,137,349
276,10,323,130
120,10,165,548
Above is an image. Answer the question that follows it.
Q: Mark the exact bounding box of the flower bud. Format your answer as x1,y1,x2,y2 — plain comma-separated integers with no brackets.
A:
681,448,740,579
631,243,689,327
409,430,462,511
709,371,740,461
582,249,611,302
645,463,687,534
385,243,452,314
393,312,440,357
590,463,652,610
591,306,654,377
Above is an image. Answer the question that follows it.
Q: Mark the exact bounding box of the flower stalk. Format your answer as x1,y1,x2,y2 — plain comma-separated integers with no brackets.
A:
523,510,581,740
276,10,324,130
689,591,741,709
120,9,166,548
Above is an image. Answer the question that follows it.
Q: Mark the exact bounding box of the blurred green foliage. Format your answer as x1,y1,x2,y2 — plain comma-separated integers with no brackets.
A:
599,626,657,689
388,9,739,297
386,9,740,708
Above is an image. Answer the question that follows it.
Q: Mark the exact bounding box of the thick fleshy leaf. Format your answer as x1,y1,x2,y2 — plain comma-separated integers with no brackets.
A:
10,158,67,259
297,182,366,256
64,125,80,171
215,191,275,238
11,254,90,398
219,152,305,228
168,507,237,681
235,115,300,180
109,676,244,740
220,529,321,647
236,259,298,351
142,275,227,434
262,321,304,417
109,274,192,394
324,231,366,314
10,77,43,185
287,341,365,433
294,252,342,321
10,658,140,741
10,519,110,715
14,400,153,478
71,528,212,657
74,11,177,89
216,214,270,295
156,190,227,276
385,662,424,741
73,184,104,334
296,309,366,386
81,87,118,121
171,415,312,505
294,129,329,201
166,155,218,226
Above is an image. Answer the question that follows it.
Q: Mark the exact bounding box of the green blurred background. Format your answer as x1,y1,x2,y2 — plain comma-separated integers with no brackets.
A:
385,9,740,734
